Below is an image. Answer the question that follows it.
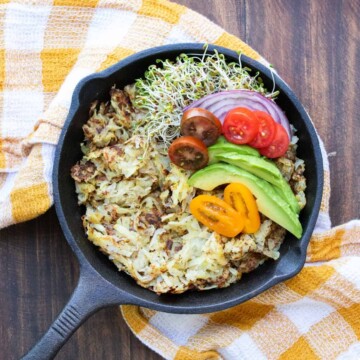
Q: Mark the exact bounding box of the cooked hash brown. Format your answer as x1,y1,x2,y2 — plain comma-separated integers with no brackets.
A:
71,87,306,294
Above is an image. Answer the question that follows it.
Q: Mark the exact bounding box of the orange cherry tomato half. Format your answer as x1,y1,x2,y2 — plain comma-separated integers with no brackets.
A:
168,136,209,170
190,195,244,237
259,123,290,158
224,183,260,234
248,111,276,148
181,108,222,146
222,107,259,144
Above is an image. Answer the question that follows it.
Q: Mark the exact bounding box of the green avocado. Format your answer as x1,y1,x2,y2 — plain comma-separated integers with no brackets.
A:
188,163,302,239
213,152,301,214
208,137,260,164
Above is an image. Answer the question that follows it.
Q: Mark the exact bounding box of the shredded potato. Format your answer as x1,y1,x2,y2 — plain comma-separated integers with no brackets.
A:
71,57,306,294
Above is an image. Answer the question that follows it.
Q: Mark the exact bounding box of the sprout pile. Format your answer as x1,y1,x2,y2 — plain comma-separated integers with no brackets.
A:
130,51,278,148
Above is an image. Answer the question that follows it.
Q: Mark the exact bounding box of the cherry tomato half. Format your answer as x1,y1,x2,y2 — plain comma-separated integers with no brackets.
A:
222,107,259,144
168,136,209,170
248,111,276,148
190,195,244,237
259,123,290,158
181,108,222,146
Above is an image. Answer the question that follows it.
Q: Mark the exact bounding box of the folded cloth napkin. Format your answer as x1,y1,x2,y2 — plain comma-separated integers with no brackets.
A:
0,0,359,359
0,0,261,227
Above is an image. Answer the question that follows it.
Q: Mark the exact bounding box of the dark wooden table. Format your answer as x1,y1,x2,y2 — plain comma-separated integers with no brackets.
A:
1,1,359,359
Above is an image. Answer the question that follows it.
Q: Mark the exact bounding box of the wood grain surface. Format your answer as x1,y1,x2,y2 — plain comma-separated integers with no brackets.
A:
0,0,359,359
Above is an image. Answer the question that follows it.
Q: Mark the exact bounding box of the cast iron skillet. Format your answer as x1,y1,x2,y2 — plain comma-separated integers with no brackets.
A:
23,43,323,359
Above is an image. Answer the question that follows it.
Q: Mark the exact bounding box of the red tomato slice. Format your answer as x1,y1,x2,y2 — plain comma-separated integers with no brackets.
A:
181,108,222,146
259,123,290,158
248,111,276,148
222,107,259,144
168,136,209,170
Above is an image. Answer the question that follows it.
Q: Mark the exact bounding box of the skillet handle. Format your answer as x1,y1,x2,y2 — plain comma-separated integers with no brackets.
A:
21,266,125,360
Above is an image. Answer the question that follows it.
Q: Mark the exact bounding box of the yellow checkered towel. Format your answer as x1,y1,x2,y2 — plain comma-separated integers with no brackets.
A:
0,0,358,359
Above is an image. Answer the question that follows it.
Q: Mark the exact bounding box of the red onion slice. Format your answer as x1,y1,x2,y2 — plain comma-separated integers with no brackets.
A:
184,90,291,139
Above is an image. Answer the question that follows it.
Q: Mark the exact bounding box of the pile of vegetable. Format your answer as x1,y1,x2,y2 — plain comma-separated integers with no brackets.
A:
132,51,304,240
158,76,302,238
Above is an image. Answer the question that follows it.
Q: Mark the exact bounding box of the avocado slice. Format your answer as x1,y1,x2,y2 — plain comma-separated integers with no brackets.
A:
188,163,302,239
213,153,301,214
208,136,260,164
